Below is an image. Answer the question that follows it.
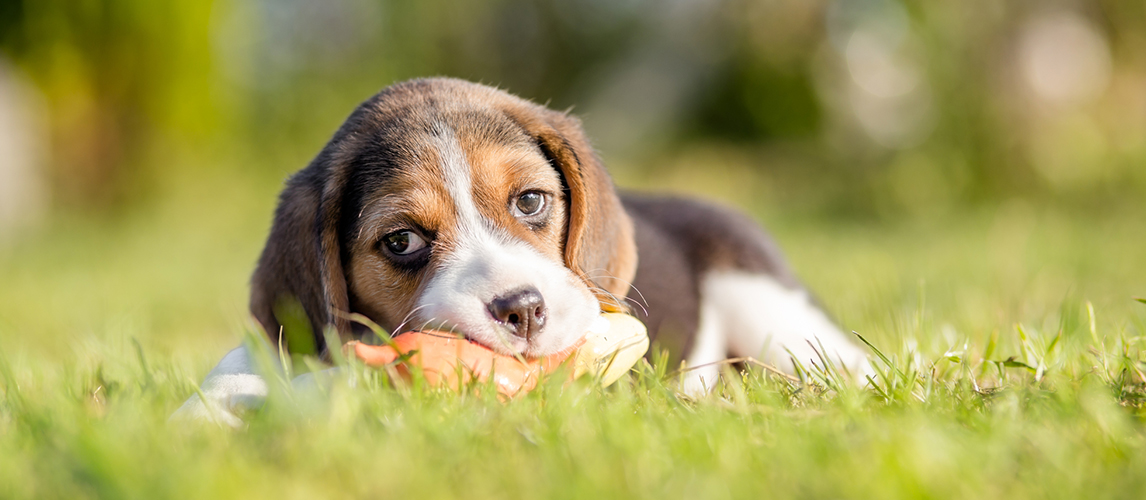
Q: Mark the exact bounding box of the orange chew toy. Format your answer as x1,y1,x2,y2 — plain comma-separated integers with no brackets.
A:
348,331,580,396
347,313,649,396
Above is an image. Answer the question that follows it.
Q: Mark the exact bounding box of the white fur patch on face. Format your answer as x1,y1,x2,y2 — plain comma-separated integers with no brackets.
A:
414,124,598,357
694,270,871,387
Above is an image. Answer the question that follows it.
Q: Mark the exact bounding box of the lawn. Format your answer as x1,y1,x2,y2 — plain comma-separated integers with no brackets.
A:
2,169,1145,499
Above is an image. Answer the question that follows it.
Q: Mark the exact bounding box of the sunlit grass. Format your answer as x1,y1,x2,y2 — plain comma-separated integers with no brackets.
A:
4,309,1146,499
2,172,1145,498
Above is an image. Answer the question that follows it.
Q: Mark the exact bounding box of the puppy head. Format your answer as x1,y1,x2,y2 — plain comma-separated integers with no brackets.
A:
250,78,637,357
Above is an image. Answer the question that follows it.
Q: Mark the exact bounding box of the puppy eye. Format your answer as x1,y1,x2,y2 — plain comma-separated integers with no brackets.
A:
382,230,428,256
514,191,546,217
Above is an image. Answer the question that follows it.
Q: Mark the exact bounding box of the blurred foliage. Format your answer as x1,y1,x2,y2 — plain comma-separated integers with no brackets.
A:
1,0,1144,216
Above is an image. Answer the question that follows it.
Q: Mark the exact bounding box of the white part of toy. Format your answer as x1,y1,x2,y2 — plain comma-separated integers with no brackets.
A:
573,312,650,386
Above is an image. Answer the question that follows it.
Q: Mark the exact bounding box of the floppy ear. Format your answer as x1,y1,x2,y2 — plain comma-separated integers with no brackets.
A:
504,104,638,312
249,158,352,356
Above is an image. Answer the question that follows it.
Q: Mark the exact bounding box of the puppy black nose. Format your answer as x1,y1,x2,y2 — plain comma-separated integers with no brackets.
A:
487,287,547,340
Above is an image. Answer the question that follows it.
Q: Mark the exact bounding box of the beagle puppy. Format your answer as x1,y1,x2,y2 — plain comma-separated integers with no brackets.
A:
174,78,868,424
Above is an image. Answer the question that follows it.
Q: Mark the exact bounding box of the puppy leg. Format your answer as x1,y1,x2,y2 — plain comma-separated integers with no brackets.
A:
680,301,727,397
171,346,268,427
703,270,871,379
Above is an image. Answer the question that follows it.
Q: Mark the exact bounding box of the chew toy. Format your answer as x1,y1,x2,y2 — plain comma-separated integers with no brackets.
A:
346,312,649,396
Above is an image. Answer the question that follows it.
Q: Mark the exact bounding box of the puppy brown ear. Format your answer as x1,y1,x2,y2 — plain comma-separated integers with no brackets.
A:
505,104,638,312
249,158,351,356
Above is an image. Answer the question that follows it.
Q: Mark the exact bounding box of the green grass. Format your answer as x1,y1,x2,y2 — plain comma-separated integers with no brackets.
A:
2,172,1146,499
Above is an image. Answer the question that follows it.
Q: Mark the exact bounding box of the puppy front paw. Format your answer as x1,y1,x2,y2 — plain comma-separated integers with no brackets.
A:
169,393,247,428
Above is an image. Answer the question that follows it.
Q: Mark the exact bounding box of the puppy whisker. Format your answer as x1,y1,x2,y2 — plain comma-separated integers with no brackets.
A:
583,269,651,310
582,269,649,317
393,303,434,335
416,318,437,333
621,295,649,317
586,284,644,316
585,280,647,312
434,319,453,334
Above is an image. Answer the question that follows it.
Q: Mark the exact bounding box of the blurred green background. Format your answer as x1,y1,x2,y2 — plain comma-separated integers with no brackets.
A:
4,0,1145,212
0,0,1143,359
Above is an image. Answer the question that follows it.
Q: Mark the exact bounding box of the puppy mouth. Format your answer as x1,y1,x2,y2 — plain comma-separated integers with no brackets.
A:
402,314,530,356
474,331,530,356
414,320,528,356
